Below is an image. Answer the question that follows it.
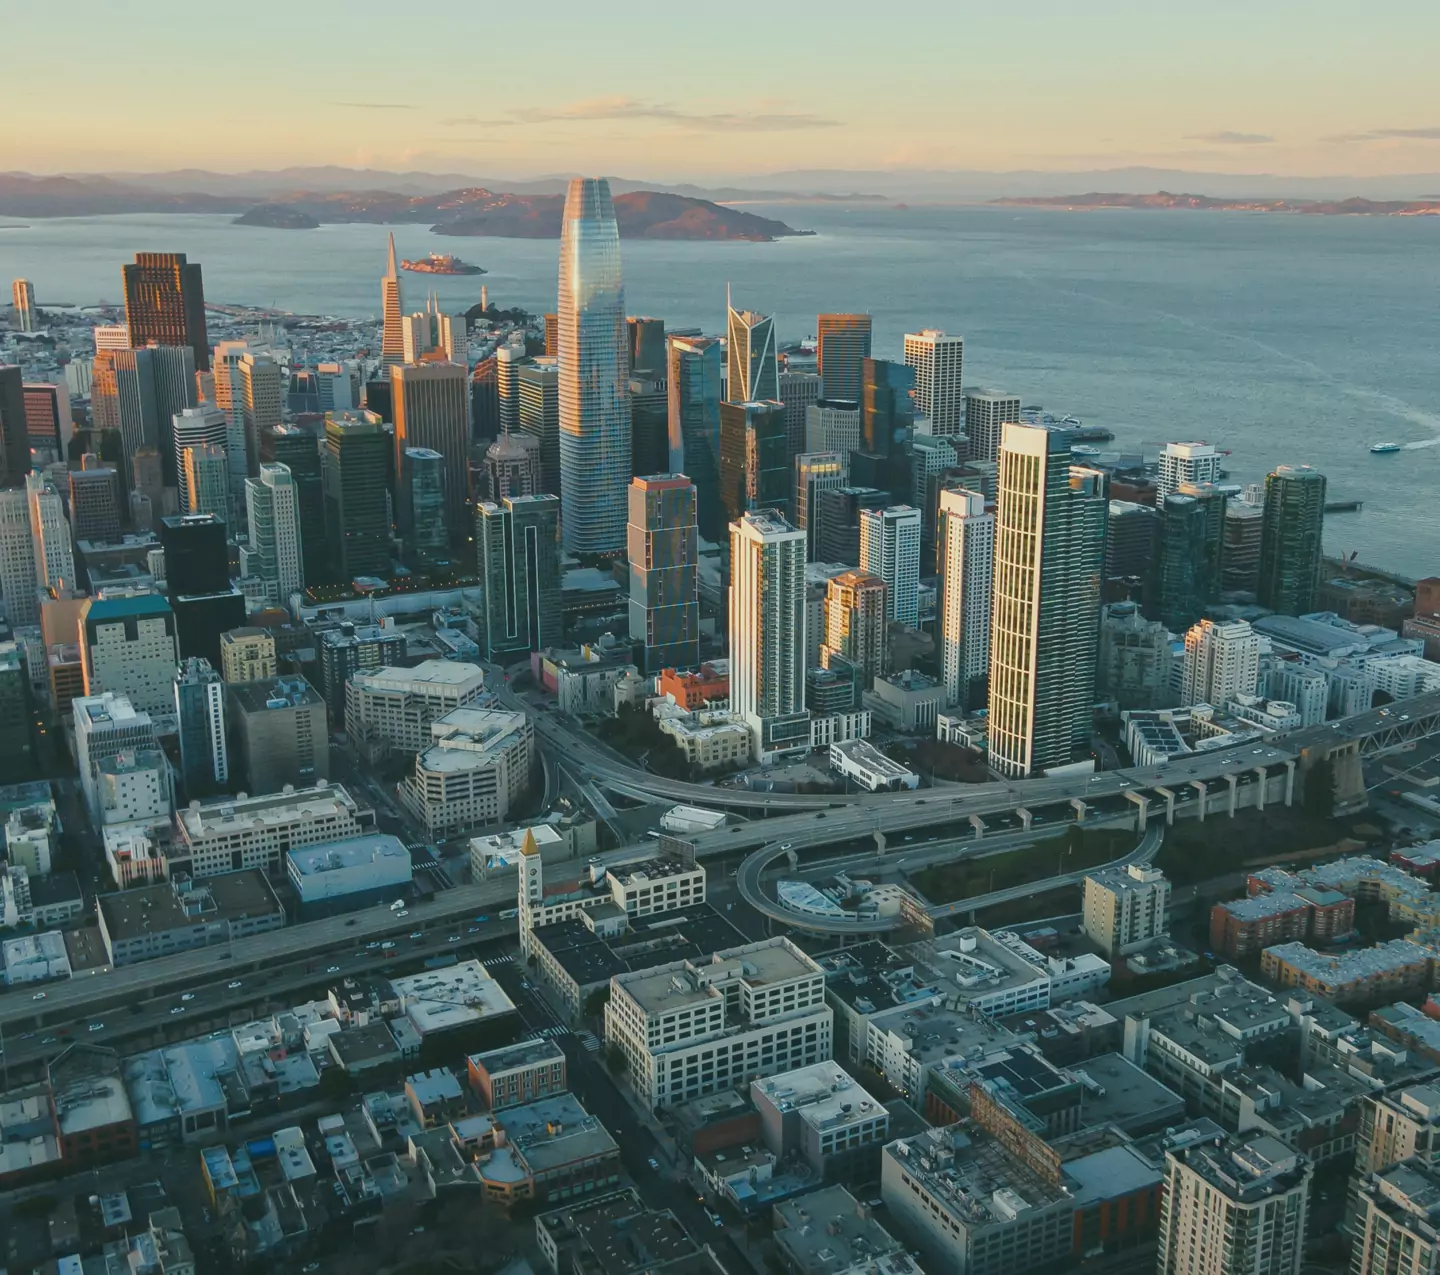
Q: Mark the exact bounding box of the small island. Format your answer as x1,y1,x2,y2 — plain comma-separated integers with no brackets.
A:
234,204,321,229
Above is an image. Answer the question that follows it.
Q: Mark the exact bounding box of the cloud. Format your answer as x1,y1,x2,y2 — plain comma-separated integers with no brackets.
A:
1325,126,1440,143
458,96,840,133
1185,131,1275,145
440,116,517,128
329,100,416,111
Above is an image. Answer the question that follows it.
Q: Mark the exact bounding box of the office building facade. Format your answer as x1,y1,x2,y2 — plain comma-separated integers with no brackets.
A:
627,476,699,673
380,234,405,367
859,505,922,629
80,594,180,715
778,369,821,461
718,399,789,525
241,463,304,606
517,357,560,497
1148,485,1225,633
1157,441,1223,502
392,361,471,531
1258,466,1326,615
962,388,1021,464
323,411,391,581
822,570,888,688
904,329,965,438
174,657,228,798
122,252,209,370
476,495,562,661
398,447,449,572
817,314,872,402
937,488,994,710
666,335,723,542
260,425,325,586
794,452,845,560
172,406,229,515
726,304,779,403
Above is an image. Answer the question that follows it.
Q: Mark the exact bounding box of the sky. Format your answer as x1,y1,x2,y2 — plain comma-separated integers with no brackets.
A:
7,0,1440,180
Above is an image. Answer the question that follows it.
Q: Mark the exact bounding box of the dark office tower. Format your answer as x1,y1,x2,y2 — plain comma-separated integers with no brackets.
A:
323,410,392,582
174,656,227,799
628,475,699,673
726,303,778,403
69,463,122,541
816,313,872,402
0,365,29,487
666,335,723,541
854,357,917,502
543,313,559,358
1222,498,1263,596
627,316,666,377
778,369,821,462
483,432,542,503
1106,499,1158,593
122,252,209,371
391,361,470,533
794,452,845,560
719,400,789,525
475,494,561,661
130,448,165,531
363,377,392,424
261,425,326,586
0,642,37,779
517,357,560,497
471,356,500,441
630,375,669,479
817,485,888,565
22,381,71,463
320,622,405,728
1258,465,1327,615
1147,485,1225,633
400,448,450,572
160,513,243,667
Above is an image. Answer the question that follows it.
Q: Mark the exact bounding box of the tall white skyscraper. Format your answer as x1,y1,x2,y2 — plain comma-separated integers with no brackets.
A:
211,341,253,505
904,330,965,439
937,488,994,710
859,505,922,629
26,472,74,597
172,406,230,515
557,177,631,555
730,510,809,761
182,444,229,518
381,233,405,368
12,280,35,333
0,490,37,626
962,387,1022,464
241,463,304,605
238,351,283,478
988,423,1107,777
1182,618,1260,707
726,301,779,404
1157,441,1223,503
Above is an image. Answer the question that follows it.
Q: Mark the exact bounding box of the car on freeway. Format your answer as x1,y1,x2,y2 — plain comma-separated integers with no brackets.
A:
227,981,242,989
396,909,409,918
326,965,341,973
42,1036,57,1044
447,935,461,943
366,942,380,950
31,990,45,1000
467,926,480,934
170,1007,185,1015
181,993,195,1002
381,941,396,950
88,1022,104,1032
409,931,423,939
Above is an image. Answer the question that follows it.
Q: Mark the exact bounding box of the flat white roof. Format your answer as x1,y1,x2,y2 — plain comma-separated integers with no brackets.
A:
352,660,485,692
288,834,410,876
391,961,516,1034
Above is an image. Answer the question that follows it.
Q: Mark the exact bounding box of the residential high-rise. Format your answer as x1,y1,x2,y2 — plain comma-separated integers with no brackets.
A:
937,488,994,710
122,252,209,370
475,495,561,661
962,388,1022,464
1182,618,1260,707
804,399,862,458
1147,484,1225,632
174,657,227,799
988,423,1107,777
821,569,888,688
172,406,229,516
323,410,391,581
495,342,529,436
238,352,283,478
719,399,789,525
1082,863,1171,956
859,505,922,629
817,313,872,402
667,335,723,541
181,443,229,518
794,452,845,560
557,176,631,555
69,464,122,542
392,360,470,530
1157,1131,1309,1275
1352,1161,1440,1275
260,425,324,586
817,485,888,565
627,316,666,377
398,448,448,572
241,463,304,605
730,510,809,760
12,279,36,333
778,369,821,461
1355,1085,1440,1180
1222,498,1263,595
517,357,560,496
1258,465,1326,615
80,594,180,714
726,302,778,403
0,365,28,489
1098,603,1175,711
380,233,405,368
627,475,699,673
1157,441,1223,503
904,329,965,438
483,432,542,503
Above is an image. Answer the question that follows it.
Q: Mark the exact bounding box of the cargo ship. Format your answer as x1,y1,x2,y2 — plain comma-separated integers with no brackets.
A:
400,253,486,276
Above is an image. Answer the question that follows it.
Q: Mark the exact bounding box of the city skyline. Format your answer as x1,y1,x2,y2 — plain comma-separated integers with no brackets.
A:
5,4,1440,181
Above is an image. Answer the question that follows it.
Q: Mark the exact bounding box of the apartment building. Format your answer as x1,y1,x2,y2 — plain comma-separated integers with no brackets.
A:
466,1038,567,1111
1082,864,1172,957
1351,1160,1440,1275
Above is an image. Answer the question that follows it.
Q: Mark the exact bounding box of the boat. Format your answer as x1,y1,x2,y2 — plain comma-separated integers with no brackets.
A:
1370,442,1403,454
400,253,486,276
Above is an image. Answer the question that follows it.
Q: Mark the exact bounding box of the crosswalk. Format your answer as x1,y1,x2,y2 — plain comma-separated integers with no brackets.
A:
484,954,515,969
577,1031,602,1054
534,1025,570,1040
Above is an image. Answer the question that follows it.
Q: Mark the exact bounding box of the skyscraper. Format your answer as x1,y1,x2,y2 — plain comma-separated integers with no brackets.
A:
794,452,845,560
817,485,888,565
242,463,304,605
380,233,405,368
988,423,1107,777
804,399,862,458
80,593,180,714
0,364,33,489
181,443,229,519
97,345,196,489
122,252,209,370
627,475,699,673
1258,465,1326,615
483,433,542,503
937,488,994,710
817,313,872,402
211,340,253,498
475,494,561,661
1182,618,1260,707
21,380,73,463
172,406,229,516
821,569,888,688
627,316,666,377
69,464,122,542
261,425,325,586
238,351,283,478
856,358,917,500
1157,441,1223,503
1147,484,1225,632
174,657,227,798
496,342,529,436
859,504,922,628
323,410,391,581
630,374,670,479
730,510,809,760
557,177,631,555
904,330,965,438
26,472,75,601
391,361,470,531
667,335,723,541
718,400,789,525
962,388,1022,464
398,448,449,572
11,279,35,333
517,356,560,496
778,368,821,461
1221,497,1263,596
726,302,778,403
0,488,37,625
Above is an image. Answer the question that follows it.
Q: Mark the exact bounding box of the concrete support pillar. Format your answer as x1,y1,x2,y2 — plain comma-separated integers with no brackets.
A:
1226,773,1239,817
969,814,986,840
1283,761,1296,808
1069,797,1088,823
784,849,798,871
1015,807,1033,830
874,831,887,855
1154,786,1176,826
1253,768,1268,811
1127,790,1148,831
1191,780,1208,821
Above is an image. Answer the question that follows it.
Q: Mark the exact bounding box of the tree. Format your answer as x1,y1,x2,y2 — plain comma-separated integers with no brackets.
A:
1304,757,1336,820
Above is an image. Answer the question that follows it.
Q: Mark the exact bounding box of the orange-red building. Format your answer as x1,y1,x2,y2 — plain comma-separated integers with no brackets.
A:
658,662,729,710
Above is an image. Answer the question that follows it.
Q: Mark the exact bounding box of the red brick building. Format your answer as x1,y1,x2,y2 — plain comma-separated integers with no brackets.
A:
1209,888,1354,959
657,663,729,711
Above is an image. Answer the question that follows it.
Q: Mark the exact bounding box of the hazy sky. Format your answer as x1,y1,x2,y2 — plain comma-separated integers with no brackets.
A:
8,1,1440,178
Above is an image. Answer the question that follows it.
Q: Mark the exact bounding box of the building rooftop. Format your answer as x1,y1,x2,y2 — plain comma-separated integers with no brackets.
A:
615,937,821,1018
227,676,324,715
1072,1052,1185,1134
535,904,745,994
177,783,359,840
98,871,281,941
468,1036,566,1077
497,1092,617,1175
1170,1131,1309,1203
753,1062,887,1135
1267,939,1435,986
1217,891,1312,922
1062,1143,1164,1208
287,833,410,878
390,960,516,1034
1086,863,1168,895
350,660,485,692
817,941,943,1017
830,738,916,783
772,1185,902,1275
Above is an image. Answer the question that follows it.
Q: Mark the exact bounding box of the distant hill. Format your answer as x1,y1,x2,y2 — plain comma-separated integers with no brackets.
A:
993,190,1440,216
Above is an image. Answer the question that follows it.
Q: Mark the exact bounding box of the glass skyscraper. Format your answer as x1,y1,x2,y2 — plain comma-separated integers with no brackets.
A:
666,335,723,542
1258,465,1326,616
557,178,631,555
627,475,700,672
